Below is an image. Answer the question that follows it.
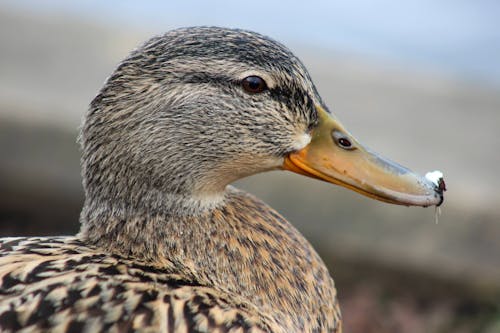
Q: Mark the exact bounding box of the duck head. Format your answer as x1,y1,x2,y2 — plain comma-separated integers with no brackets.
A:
80,27,444,215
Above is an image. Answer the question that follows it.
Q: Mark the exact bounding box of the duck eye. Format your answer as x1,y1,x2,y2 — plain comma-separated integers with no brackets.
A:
332,130,355,150
241,76,267,94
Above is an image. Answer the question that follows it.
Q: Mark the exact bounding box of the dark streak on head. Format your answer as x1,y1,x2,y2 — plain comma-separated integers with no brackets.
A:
80,26,324,234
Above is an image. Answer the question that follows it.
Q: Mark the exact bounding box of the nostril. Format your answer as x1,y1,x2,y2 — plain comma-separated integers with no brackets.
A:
338,138,352,148
332,130,355,150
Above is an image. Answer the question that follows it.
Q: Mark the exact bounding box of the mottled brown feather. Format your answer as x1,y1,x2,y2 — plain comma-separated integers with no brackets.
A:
0,237,273,332
0,189,341,332
0,27,342,332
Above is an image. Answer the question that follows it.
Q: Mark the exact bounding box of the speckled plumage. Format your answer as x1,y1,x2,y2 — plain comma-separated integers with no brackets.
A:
0,27,342,332
0,189,340,332
0,236,275,332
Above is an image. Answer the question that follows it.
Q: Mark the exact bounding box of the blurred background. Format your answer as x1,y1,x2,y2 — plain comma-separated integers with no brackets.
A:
0,1,499,332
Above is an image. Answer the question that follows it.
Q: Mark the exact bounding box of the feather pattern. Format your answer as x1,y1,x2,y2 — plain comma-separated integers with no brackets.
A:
0,237,275,332
0,27,342,332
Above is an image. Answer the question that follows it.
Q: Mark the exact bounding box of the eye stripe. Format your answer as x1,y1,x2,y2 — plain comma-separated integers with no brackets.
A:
178,72,315,123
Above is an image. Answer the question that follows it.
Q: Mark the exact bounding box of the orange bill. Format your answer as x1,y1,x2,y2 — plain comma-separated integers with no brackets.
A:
283,106,445,207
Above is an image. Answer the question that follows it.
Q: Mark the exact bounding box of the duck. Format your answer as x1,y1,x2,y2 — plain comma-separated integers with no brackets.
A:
0,27,445,332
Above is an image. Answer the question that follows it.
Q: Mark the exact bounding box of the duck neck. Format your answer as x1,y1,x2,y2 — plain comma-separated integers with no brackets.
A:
78,186,226,260
78,186,339,331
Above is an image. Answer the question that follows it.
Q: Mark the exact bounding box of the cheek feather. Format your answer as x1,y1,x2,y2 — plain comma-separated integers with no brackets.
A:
292,133,311,151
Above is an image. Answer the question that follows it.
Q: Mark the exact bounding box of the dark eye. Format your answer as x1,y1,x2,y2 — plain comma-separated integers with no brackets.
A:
241,76,267,94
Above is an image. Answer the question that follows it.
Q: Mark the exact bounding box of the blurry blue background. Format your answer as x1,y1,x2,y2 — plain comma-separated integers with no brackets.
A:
0,1,499,332
5,0,500,84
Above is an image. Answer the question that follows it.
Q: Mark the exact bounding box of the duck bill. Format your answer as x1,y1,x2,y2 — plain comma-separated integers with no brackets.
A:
283,106,443,207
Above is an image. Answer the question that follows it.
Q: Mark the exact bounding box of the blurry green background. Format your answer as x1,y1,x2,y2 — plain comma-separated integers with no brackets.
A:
0,1,499,332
